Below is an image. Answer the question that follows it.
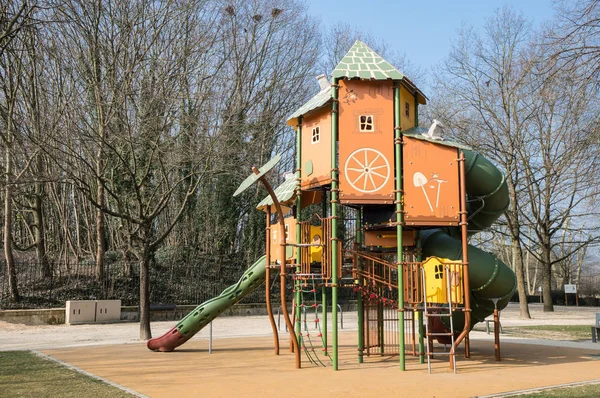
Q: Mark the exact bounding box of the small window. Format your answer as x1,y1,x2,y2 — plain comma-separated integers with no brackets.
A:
405,102,410,118
311,127,320,143
359,115,374,132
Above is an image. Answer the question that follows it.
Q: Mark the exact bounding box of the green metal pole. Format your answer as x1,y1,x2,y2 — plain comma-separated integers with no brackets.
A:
321,190,328,353
356,207,364,363
295,119,302,337
331,77,340,371
394,83,405,370
414,96,419,127
416,231,424,364
414,94,422,363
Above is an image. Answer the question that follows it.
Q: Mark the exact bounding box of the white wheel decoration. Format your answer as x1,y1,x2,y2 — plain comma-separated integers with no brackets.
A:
343,147,390,193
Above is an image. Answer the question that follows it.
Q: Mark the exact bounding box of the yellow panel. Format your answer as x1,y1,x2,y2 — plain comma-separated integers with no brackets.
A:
309,225,323,263
399,86,416,131
422,257,464,305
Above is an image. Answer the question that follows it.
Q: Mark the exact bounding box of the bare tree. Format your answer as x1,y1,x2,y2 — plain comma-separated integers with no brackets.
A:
0,1,42,302
517,51,600,310
429,7,535,318
548,0,600,84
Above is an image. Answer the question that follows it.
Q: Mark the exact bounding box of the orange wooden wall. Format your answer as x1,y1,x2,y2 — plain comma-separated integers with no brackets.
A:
301,108,332,190
403,137,460,226
338,79,395,204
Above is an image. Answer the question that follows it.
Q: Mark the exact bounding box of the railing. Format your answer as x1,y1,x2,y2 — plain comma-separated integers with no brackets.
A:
350,250,398,289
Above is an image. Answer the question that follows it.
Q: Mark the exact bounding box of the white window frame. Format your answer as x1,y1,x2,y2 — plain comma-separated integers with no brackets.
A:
311,126,320,144
359,115,374,132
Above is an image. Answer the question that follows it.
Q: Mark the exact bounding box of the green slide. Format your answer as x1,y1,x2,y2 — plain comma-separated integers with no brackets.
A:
147,255,267,351
422,150,517,331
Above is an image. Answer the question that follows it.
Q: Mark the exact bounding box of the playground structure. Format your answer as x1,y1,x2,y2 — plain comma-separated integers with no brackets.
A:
147,41,517,372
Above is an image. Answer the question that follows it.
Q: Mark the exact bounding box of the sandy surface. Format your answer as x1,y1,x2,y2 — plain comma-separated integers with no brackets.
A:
2,302,600,397
41,333,600,398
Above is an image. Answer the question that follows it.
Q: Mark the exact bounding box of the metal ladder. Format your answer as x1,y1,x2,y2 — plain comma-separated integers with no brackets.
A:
422,264,456,374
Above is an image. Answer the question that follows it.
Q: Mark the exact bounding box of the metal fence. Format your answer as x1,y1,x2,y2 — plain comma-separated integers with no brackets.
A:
0,255,272,309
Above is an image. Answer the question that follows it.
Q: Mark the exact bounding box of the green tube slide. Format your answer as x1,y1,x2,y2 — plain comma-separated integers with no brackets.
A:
422,150,516,331
147,255,267,351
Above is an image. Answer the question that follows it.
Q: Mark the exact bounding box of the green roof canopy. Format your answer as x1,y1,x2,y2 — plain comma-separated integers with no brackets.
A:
256,176,297,211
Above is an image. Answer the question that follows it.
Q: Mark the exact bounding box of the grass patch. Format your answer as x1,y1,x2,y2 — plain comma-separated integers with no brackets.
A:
501,325,593,341
0,351,134,397
505,383,600,397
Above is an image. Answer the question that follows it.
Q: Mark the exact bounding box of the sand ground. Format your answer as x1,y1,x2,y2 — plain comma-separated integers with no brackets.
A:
2,303,600,397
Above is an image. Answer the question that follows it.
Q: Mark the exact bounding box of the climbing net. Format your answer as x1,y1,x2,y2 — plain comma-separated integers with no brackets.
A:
294,277,332,367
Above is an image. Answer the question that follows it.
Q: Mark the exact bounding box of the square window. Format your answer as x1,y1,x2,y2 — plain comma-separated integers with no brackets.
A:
311,127,320,144
405,102,410,118
359,115,374,132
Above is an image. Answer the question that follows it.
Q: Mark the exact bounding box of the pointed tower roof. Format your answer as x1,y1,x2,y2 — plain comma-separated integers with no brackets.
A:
287,40,426,126
332,40,404,80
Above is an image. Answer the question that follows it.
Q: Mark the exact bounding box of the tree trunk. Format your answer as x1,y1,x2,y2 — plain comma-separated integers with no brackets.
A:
95,127,105,282
542,263,554,311
4,182,19,303
542,239,554,312
506,182,530,319
4,138,19,302
34,175,50,278
512,238,531,319
139,225,152,340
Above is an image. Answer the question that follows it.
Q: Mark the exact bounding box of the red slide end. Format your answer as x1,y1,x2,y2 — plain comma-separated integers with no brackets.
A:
147,327,190,352
430,316,454,345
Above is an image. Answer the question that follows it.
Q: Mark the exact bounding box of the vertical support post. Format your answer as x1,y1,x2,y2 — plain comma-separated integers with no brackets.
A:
295,120,303,337
493,299,501,361
321,190,328,353
414,96,419,128
356,207,364,363
450,150,472,368
253,168,300,368
265,207,279,354
331,77,340,370
393,83,405,370
209,321,213,354
378,295,384,354
416,232,424,364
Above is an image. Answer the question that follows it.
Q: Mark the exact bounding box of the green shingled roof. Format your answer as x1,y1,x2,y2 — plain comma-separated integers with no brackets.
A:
332,41,404,80
287,86,332,123
256,176,297,210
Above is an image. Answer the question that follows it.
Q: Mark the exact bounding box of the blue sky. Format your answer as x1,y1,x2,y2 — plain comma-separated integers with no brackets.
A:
305,0,556,72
